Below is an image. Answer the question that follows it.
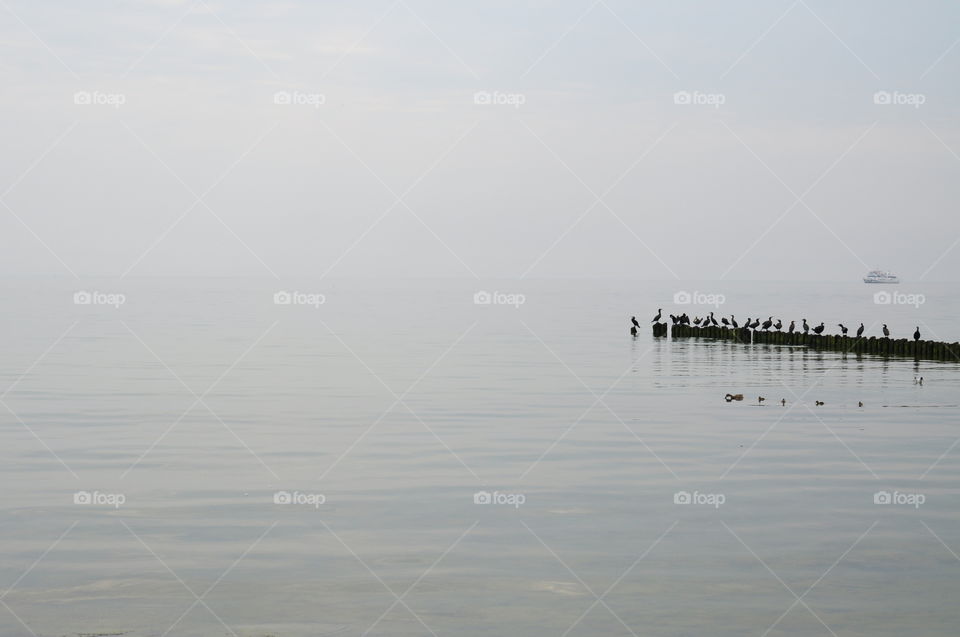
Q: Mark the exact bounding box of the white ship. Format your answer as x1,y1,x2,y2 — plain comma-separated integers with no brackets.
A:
863,269,899,284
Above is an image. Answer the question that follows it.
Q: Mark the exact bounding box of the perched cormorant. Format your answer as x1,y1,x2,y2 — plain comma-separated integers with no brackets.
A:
693,316,702,326
721,317,730,327
882,324,890,337
838,323,848,335
670,314,679,325
774,319,782,331
761,316,773,331
652,308,662,323
802,319,810,334
856,323,864,338
914,327,921,341
731,315,738,329
813,322,825,334
710,312,719,327
788,320,796,333
631,316,640,328
750,318,760,330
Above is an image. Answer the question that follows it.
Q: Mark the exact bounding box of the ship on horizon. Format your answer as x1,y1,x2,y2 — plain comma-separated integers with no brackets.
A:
863,269,899,284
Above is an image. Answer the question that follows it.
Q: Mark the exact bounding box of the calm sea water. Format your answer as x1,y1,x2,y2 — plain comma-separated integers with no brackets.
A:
1,278,959,636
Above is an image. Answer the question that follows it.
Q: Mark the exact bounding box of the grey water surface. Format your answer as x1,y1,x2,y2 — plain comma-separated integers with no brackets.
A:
1,278,958,636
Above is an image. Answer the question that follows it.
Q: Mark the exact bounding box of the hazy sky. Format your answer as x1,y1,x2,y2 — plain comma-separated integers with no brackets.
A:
1,0,959,281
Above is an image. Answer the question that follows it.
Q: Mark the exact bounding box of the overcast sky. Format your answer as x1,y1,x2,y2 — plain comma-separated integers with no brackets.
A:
1,0,958,281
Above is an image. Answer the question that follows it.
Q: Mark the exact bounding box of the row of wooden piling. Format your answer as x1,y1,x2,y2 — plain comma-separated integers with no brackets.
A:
657,323,960,362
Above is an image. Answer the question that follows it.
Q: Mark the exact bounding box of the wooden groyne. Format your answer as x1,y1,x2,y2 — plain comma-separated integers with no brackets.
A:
661,324,960,362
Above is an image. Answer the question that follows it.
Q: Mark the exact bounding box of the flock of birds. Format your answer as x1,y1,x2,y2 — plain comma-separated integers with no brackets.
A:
632,309,922,342
631,309,929,408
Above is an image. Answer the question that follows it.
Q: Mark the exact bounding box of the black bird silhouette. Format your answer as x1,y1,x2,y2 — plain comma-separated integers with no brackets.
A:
731,315,738,329
802,319,810,334
721,317,730,326
750,318,760,330
914,326,921,341
774,319,782,331
788,320,796,333
882,324,890,337
631,316,640,328
762,316,773,331
838,323,848,335
813,322,825,335
710,312,719,327
652,309,662,323
670,314,679,325
681,313,690,325
744,317,751,330
693,316,702,326
856,323,864,337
